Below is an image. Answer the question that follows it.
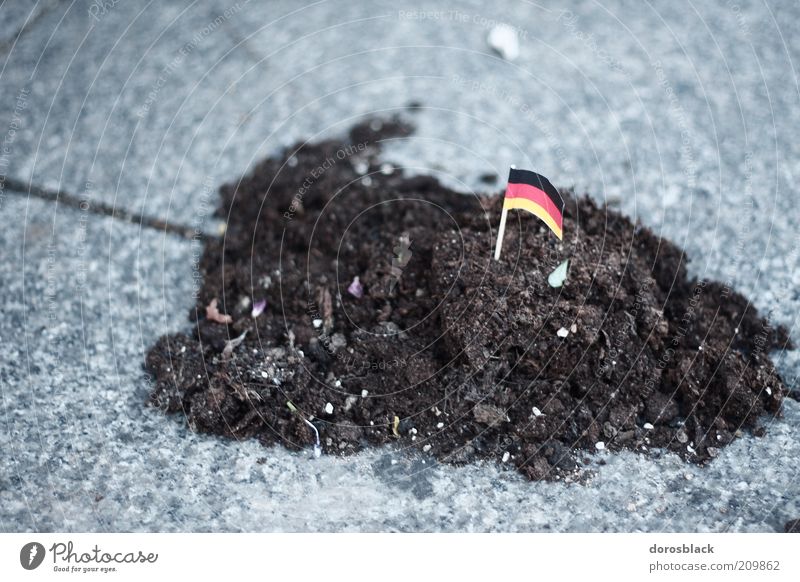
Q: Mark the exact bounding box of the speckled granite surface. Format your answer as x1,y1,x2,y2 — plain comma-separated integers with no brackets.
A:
0,0,797,532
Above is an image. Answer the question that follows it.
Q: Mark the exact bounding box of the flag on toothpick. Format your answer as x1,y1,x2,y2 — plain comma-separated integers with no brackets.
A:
494,168,565,260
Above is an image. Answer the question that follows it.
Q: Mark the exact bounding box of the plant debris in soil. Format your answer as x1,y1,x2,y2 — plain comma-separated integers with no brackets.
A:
145,117,792,481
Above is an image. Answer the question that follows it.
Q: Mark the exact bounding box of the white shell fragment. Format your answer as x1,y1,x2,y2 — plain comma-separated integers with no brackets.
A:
532,406,543,417
595,441,606,451
557,327,569,338
324,402,334,415
487,24,519,61
502,451,511,462
643,423,654,430
361,389,369,398
548,259,569,288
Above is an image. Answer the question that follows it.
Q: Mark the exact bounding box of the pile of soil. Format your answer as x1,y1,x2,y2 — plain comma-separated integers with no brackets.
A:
146,117,791,481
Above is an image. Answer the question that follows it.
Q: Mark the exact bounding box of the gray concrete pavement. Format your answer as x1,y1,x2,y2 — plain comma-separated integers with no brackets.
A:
0,0,798,531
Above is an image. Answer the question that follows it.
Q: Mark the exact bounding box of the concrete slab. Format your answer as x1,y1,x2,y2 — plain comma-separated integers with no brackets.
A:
0,0,798,532
0,192,797,532
0,0,797,329
0,0,55,47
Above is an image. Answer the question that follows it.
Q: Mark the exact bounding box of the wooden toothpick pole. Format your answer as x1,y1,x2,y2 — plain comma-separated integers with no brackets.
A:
494,206,508,261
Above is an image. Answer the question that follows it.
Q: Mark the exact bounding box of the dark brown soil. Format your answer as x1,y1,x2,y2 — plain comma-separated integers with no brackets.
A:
145,118,792,481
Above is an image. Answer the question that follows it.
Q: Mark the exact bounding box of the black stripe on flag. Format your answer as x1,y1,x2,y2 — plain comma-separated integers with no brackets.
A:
508,168,565,214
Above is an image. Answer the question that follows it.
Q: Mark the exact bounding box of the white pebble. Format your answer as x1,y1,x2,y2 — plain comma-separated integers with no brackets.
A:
766,387,772,396
502,451,511,463
380,163,394,175
312,319,323,328
361,389,369,397
436,422,444,429
595,441,606,451
487,24,519,61
260,371,269,378
361,176,373,187
410,428,417,435
343,395,358,411
324,402,334,415
532,406,542,417
643,422,654,430
557,327,569,338
570,323,577,333
423,444,432,452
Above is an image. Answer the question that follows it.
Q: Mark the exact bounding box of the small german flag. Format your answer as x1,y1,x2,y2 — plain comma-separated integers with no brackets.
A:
494,168,564,260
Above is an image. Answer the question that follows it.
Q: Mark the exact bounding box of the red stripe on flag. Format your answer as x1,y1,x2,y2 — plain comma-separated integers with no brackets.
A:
505,182,563,228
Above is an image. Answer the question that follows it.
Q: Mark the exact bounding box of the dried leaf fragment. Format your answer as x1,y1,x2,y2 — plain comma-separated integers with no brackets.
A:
206,298,233,324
